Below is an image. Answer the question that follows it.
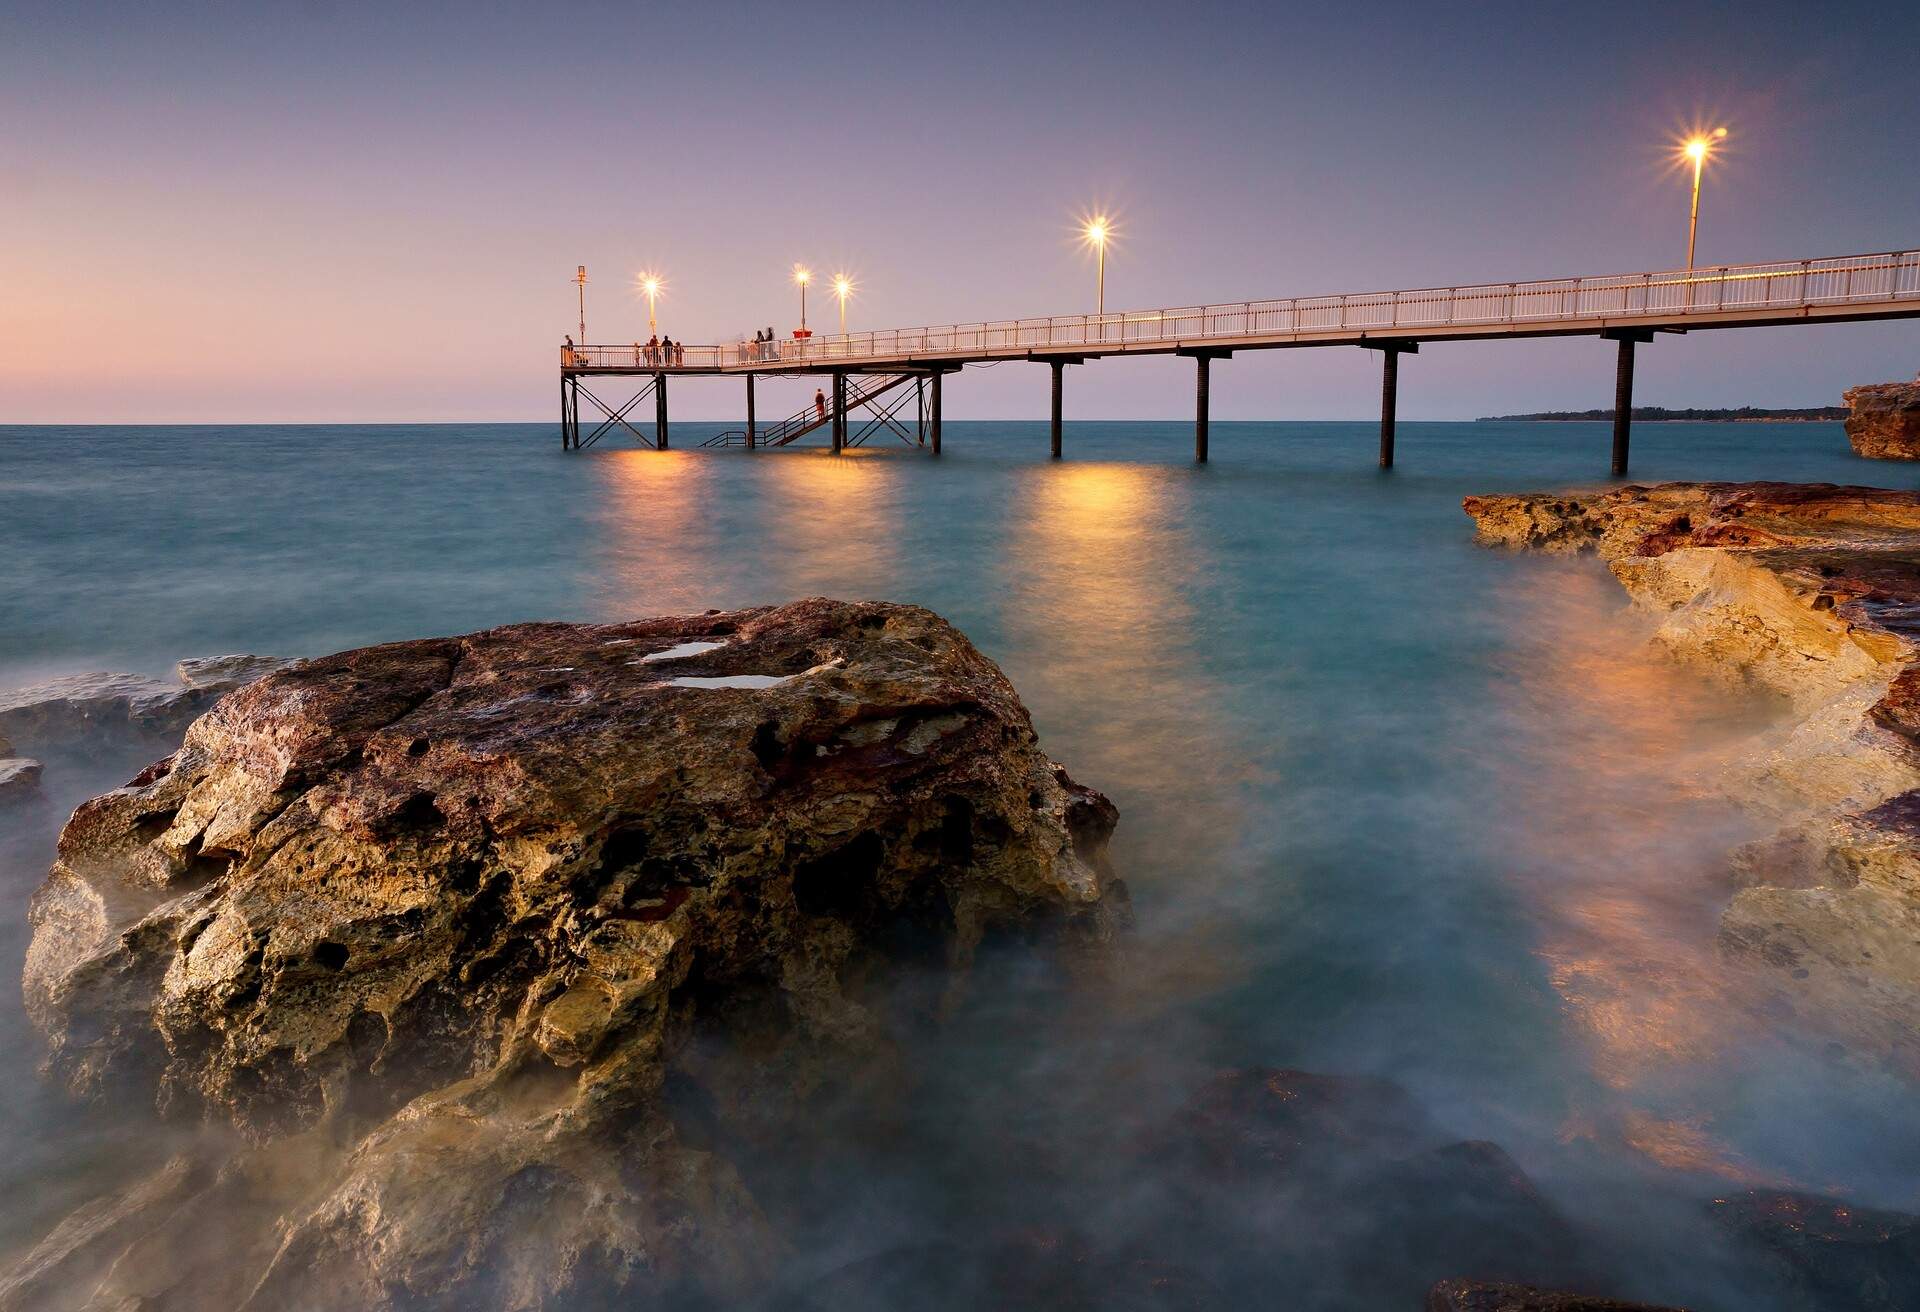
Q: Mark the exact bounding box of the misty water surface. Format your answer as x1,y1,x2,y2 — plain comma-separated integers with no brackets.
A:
2,418,1917,1307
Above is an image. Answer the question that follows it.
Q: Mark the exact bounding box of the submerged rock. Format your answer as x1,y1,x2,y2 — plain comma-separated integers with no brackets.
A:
0,654,287,756
1425,1280,1690,1311
1843,377,1920,461
0,756,41,805
174,653,292,688
1464,483,1920,1065
781,1234,1225,1312
14,600,1124,1309
0,672,214,751
1707,1189,1920,1312
1145,1069,1587,1305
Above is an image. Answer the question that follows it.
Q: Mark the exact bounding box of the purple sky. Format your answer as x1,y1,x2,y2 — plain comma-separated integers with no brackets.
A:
5,1,1918,422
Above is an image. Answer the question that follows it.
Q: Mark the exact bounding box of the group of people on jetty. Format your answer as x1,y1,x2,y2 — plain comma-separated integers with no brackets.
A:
562,330,788,369
745,328,781,362
633,336,682,367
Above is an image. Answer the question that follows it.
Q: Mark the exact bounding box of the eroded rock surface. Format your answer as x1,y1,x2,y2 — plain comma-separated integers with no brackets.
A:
1843,377,1920,461
11,600,1124,1309
1464,483,1920,1064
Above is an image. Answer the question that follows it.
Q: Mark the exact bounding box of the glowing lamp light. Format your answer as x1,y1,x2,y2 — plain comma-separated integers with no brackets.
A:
1079,212,1115,317
1678,127,1729,271
635,270,665,334
832,273,855,336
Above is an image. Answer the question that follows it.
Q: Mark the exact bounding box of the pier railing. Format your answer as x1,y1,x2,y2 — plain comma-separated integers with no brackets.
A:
564,248,1920,371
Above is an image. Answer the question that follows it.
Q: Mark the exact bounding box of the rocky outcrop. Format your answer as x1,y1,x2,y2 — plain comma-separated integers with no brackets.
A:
0,655,290,756
1464,483,1920,1065
1843,377,1920,460
1708,1190,1920,1312
11,600,1124,1310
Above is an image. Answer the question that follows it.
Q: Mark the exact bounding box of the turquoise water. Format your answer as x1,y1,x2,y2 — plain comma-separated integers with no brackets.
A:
3,420,1917,1306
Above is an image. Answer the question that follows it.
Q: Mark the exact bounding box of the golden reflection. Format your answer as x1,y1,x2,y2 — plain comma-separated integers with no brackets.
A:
594,448,742,617
752,451,903,600
1488,559,1792,1181
999,463,1255,1011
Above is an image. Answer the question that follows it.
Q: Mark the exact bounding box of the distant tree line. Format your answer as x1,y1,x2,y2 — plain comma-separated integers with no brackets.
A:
1478,405,1846,422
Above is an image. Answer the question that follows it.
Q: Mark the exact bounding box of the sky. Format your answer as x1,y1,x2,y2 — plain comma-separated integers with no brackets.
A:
4,0,1918,423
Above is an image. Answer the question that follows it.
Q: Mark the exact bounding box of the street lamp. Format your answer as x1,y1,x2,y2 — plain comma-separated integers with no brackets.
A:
574,265,588,341
1681,127,1727,271
1082,216,1111,317
833,274,855,337
793,265,812,336
636,271,664,335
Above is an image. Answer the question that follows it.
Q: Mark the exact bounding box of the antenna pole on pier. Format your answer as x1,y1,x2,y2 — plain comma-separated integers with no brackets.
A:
655,373,670,450
745,375,756,449
930,370,943,455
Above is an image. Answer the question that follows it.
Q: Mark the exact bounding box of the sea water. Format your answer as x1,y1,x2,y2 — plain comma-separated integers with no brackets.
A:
2,420,1916,1307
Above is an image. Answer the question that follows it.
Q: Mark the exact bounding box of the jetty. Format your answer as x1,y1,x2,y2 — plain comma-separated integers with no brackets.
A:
559,247,1920,474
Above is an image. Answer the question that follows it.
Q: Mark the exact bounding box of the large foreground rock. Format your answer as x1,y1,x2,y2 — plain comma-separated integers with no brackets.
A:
1843,377,1920,460
1464,484,1920,1064
12,599,1125,1309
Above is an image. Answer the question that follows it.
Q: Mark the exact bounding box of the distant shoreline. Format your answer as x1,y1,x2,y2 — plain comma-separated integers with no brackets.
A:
1479,406,1845,423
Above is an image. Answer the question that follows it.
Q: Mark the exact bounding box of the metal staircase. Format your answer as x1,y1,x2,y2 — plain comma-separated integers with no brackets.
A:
702,373,922,448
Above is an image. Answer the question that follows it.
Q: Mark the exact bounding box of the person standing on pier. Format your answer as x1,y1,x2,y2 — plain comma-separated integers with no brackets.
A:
646,334,659,366
674,340,685,367
815,388,827,422
660,336,674,368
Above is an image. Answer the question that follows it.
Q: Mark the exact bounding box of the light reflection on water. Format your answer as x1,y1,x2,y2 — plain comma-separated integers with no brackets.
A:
3,419,1919,1303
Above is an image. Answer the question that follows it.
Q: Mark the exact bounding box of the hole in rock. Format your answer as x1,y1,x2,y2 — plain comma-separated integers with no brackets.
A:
314,941,349,970
793,832,886,916
406,736,430,757
391,792,445,830
750,720,786,773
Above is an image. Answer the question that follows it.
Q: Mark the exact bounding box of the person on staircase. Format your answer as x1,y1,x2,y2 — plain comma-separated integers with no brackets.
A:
814,388,827,423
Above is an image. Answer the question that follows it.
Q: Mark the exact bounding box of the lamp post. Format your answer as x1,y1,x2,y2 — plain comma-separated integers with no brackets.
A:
1682,128,1727,271
833,274,854,337
793,265,812,335
574,265,588,341
1083,217,1110,317
637,271,663,336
